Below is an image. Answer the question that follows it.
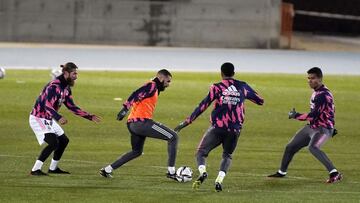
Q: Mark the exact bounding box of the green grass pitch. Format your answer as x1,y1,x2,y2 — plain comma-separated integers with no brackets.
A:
0,70,359,202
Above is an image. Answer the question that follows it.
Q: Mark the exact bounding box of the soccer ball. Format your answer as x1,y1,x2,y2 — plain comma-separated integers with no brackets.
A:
0,67,6,79
50,68,62,79
176,166,193,182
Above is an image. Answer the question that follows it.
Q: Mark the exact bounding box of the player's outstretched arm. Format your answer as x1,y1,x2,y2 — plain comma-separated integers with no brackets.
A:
288,107,308,120
123,82,157,109
64,89,95,120
116,107,129,121
244,83,264,105
292,93,327,122
58,117,68,125
174,120,189,132
91,114,101,123
288,108,298,119
175,86,216,132
116,82,156,121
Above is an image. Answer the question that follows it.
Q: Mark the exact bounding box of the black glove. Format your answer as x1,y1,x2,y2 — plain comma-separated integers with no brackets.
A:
174,121,189,132
332,128,338,137
288,108,298,119
116,107,128,121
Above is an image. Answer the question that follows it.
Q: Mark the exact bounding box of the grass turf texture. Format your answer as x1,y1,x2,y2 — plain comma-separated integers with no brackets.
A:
0,70,359,203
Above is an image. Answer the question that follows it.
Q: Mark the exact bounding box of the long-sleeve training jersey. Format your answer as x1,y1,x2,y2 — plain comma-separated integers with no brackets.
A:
185,78,264,132
30,75,93,121
295,85,335,129
123,78,162,122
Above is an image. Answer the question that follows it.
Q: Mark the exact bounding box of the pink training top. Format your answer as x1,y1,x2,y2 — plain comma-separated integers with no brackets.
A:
30,74,93,121
185,78,264,132
295,85,335,129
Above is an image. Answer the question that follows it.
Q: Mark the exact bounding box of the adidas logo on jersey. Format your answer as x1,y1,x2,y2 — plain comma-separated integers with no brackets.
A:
222,85,240,96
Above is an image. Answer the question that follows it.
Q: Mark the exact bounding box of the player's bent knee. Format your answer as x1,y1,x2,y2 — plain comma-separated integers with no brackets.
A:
285,144,297,153
44,133,59,149
196,149,208,158
169,133,178,142
308,145,320,154
59,134,69,146
222,152,232,160
133,149,143,157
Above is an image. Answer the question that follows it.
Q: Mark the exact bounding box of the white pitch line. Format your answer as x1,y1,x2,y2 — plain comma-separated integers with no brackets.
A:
0,154,28,158
62,159,102,164
149,165,168,169
0,154,101,164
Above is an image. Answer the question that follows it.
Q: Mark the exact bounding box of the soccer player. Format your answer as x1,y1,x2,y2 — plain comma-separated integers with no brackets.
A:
268,67,342,183
29,62,101,176
100,69,179,180
174,62,264,192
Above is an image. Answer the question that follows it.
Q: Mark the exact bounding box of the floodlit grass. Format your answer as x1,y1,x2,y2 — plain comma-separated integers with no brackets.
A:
0,70,359,202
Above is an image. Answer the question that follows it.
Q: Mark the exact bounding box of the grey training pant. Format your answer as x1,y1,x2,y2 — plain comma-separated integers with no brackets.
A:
280,124,336,173
196,127,240,173
111,119,178,169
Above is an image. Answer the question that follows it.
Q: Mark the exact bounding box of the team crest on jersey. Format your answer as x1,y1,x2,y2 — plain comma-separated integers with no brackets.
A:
58,89,68,107
310,93,316,109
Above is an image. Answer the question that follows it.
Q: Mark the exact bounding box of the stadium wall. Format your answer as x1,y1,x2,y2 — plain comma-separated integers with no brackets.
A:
0,0,281,48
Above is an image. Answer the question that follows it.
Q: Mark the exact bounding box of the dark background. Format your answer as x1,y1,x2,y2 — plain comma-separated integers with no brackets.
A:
284,0,360,35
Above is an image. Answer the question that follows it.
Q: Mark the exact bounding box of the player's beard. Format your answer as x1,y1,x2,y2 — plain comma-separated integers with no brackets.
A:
67,78,75,87
153,77,165,92
158,81,165,92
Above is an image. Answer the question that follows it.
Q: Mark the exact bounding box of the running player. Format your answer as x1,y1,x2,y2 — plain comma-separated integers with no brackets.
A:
174,62,264,191
100,69,179,180
268,67,342,183
29,62,101,175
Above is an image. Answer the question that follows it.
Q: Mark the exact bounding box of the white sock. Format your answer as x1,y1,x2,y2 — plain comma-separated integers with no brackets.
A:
49,159,59,170
278,170,287,175
198,165,206,175
105,165,113,173
168,166,175,174
215,171,226,184
32,160,43,171
329,169,338,174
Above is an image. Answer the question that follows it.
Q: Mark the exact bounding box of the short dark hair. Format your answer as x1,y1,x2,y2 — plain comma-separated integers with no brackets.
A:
307,67,323,78
61,62,78,73
157,69,172,77
221,62,235,77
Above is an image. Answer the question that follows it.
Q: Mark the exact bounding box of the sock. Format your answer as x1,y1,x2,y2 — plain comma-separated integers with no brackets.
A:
329,169,338,174
215,171,226,184
278,170,287,175
168,166,175,174
32,160,44,171
49,159,59,170
105,165,113,173
198,165,206,175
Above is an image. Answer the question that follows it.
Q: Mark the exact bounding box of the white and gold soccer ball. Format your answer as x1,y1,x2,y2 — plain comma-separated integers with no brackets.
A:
176,166,193,182
0,67,6,79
